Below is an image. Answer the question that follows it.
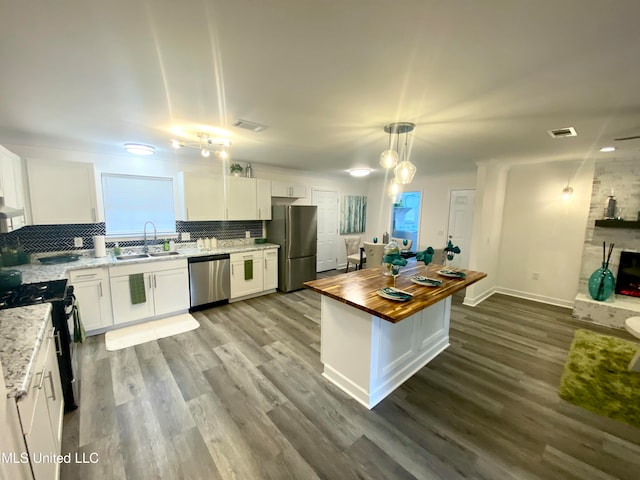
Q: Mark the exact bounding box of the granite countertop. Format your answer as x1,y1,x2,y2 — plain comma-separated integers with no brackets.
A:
0,242,279,398
0,303,52,399
3,243,280,284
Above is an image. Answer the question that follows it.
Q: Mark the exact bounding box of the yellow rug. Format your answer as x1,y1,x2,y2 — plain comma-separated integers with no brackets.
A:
105,313,199,351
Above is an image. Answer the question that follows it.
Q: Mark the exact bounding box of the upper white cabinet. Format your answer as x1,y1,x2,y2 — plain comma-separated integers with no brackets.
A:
271,181,307,198
26,158,98,224
176,172,225,221
257,179,272,220
177,172,271,221
226,176,257,220
0,145,26,230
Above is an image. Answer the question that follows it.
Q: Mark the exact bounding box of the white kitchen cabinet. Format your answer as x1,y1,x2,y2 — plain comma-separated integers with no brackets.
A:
152,268,190,316
256,179,272,220
271,180,307,198
109,259,189,325
230,250,264,299
69,268,113,333
0,145,26,231
16,318,64,480
26,158,98,224
176,172,225,221
226,176,257,220
263,249,278,290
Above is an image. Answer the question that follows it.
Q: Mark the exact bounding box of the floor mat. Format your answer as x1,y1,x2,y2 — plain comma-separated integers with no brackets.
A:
105,313,199,351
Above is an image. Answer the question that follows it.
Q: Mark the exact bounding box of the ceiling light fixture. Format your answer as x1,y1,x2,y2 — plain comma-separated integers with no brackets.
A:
380,122,417,184
599,146,616,153
562,185,574,200
349,168,371,177
124,143,155,156
170,131,232,159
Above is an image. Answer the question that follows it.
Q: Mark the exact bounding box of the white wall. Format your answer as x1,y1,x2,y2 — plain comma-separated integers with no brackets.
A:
465,160,509,305
365,169,477,251
494,159,593,307
5,143,367,208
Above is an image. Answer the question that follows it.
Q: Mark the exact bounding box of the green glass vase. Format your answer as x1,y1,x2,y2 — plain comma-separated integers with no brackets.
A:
588,265,615,301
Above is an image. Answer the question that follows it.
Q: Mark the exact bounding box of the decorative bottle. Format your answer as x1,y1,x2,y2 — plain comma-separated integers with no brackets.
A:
245,163,253,178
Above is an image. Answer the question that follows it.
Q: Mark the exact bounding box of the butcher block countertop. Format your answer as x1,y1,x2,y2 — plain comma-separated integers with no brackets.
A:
304,261,487,323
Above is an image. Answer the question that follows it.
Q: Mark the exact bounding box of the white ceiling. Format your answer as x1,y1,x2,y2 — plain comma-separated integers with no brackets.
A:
2,0,640,176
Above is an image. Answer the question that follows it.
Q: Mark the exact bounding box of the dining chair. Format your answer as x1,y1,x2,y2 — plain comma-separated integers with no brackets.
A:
392,237,413,251
363,241,384,269
344,236,362,272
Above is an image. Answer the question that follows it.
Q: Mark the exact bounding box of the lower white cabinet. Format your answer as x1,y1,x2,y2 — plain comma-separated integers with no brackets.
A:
230,251,264,299
69,268,113,333
16,317,64,480
109,259,189,325
230,248,279,299
264,249,278,290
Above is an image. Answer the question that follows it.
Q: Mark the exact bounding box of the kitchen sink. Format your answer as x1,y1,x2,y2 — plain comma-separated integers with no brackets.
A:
115,254,150,260
148,251,180,257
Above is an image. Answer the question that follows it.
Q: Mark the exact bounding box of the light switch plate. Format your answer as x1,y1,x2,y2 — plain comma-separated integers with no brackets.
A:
181,232,190,241
74,237,83,247
245,231,251,238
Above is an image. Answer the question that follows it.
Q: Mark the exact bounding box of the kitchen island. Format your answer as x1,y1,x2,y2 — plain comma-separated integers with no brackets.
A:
304,261,486,408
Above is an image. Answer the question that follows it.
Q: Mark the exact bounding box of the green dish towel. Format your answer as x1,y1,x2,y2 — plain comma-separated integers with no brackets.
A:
72,298,86,343
244,259,253,280
129,273,146,305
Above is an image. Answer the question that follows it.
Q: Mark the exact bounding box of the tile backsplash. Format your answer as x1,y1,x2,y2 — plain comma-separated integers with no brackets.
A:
0,221,263,253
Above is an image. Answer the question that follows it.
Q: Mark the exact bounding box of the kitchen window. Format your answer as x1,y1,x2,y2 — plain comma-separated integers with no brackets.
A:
102,173,176,236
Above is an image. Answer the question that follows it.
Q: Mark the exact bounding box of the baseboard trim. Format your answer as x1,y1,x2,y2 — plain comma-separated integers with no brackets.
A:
463,287,496,307
493,287,574,309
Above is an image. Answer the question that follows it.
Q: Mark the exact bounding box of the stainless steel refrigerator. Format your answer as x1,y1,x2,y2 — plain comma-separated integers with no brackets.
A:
268,205,317,292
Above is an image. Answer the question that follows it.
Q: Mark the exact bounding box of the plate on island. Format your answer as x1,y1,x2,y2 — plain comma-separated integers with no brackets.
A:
377,287,413,301
410,275,442,287
437,269,467,279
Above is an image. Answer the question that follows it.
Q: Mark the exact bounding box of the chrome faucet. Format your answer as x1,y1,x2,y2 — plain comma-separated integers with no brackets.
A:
143,221,157,253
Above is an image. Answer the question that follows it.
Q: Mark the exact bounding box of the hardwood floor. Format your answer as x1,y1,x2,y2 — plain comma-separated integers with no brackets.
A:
61,278,640,480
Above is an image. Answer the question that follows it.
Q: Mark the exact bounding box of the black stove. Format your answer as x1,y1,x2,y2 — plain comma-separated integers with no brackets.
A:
0,279,68,309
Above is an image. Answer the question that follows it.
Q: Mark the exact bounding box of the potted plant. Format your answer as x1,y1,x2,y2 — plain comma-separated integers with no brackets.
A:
230,163,243,176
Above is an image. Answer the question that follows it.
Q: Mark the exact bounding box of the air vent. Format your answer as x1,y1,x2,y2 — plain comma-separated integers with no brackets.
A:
232,119,268,132
547,127,577,138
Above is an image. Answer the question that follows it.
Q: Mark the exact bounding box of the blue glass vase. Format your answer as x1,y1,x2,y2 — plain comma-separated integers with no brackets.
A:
588,265,616,301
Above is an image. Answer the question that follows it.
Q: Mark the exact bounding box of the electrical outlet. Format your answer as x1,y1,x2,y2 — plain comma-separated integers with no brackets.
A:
74,237,83,248
181,232,190,241
531,272,539,280
245,231,251,238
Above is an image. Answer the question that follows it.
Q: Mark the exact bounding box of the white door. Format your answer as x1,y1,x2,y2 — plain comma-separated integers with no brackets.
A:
314,189,338,272
447,190,475,269
110,274,155,324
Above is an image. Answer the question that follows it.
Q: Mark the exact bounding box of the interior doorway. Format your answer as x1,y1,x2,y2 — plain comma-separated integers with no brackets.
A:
391,191,421,249
313,189,339,272
447,189,475,269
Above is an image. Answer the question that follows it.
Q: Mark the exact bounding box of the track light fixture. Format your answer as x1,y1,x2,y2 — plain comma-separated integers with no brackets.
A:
170,132,231,159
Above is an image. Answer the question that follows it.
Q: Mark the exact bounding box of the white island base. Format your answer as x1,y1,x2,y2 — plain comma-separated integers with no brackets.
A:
320,295,451,409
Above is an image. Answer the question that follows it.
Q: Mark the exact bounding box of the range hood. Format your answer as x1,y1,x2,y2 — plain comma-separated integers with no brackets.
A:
0,197,24,219
0,197,24,233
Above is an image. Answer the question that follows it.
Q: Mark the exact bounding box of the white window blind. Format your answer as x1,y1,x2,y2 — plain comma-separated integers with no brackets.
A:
102,174,176,235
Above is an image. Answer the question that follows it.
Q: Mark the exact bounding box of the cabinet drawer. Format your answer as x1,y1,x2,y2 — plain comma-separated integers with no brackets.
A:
17,324,54,435
69,267,106,282
230,251,263,263
109,258,187,277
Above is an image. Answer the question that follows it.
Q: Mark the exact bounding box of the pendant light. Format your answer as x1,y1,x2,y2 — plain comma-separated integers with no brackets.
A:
393,123,416,184
380,122,416,184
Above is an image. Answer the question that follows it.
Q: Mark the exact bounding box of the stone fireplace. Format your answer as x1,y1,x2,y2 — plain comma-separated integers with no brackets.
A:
572,158,640,329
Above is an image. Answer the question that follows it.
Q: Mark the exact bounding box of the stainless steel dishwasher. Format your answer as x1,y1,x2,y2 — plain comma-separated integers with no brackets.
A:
188,254,230,311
